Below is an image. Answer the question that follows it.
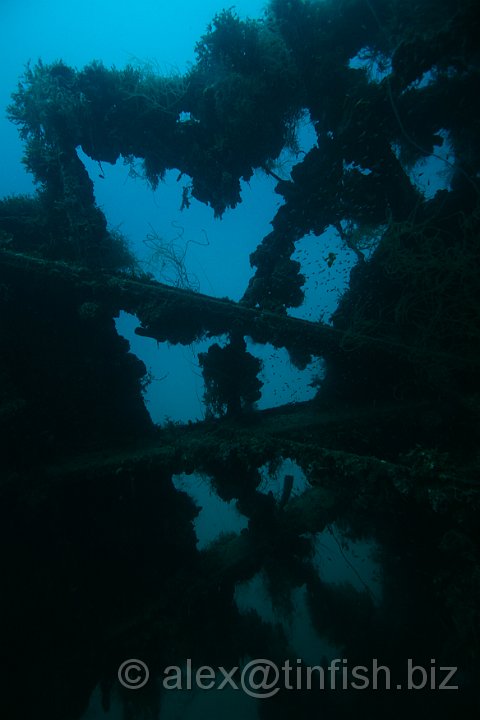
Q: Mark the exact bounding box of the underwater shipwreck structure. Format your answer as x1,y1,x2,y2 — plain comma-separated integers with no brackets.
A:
1,0,479,717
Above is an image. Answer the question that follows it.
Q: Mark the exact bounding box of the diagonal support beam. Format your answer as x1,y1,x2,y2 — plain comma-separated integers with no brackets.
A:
0,250,341,359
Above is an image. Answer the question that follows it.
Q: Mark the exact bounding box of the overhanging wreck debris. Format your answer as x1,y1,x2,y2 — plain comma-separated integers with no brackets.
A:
1,1,480,718
2,249,477,373
0,248,343,357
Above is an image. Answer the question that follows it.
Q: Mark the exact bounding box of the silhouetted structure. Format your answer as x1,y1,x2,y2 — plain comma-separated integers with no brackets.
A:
1,1,479,718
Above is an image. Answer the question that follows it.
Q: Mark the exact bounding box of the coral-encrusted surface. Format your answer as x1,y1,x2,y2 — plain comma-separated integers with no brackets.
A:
1,0,480,717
